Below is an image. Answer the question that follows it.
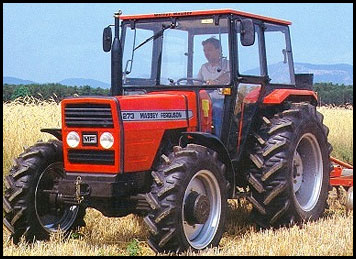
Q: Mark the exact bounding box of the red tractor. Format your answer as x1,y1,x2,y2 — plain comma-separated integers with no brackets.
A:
3,9,346,253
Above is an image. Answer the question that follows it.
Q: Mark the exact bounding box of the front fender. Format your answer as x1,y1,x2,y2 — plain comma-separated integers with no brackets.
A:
40,128,62,141
180,132,235,198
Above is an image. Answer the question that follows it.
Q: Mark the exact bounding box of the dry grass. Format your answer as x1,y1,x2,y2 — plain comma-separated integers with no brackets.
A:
2,198,353,256
2,98,353,256
2,97,62,173
318,106,353,165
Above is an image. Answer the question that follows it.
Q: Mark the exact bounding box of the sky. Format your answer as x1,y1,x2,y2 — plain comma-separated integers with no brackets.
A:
3,3,353,84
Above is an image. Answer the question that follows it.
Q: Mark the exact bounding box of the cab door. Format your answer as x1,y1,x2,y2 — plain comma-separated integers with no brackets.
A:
226,19,296,161
224,20,267,159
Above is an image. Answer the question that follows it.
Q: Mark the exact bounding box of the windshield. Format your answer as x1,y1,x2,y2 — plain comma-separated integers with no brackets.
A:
122,17,230,87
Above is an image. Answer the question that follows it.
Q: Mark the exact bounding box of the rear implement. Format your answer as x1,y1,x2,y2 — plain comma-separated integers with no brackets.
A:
330,156,353,210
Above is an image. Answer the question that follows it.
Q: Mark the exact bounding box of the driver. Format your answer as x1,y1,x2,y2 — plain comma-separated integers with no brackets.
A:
196,37,230,137
197,37,230,85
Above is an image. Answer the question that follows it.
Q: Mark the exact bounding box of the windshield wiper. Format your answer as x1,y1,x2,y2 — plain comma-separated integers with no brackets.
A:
134,23,175,51
124,22,176,79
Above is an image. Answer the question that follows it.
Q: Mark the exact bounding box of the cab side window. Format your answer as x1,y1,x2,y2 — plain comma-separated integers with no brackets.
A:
264,23,293,84
236,22,263,76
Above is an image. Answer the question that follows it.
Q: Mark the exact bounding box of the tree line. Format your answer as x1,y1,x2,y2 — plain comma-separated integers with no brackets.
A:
2,82,353,106
313,83,353,106
3,83,110,103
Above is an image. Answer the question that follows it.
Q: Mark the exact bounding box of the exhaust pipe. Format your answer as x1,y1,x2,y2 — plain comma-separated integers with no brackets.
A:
111,10,123,96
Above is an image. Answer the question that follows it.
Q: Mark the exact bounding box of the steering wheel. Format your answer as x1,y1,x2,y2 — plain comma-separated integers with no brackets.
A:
176,77,206,85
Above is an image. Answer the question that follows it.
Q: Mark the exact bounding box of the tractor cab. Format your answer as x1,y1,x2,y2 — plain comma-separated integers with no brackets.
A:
104,9,297,150
106,9,294,87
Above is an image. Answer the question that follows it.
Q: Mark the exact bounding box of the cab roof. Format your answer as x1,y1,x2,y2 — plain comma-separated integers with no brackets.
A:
119,8,292,26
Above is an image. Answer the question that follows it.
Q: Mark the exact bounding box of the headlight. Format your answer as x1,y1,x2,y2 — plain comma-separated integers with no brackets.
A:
66,131,80,148
100,132,114,149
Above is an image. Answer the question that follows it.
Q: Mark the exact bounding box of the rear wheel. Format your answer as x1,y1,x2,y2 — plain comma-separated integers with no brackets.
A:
246,103,332,228
3,140,86,244
143,144,228,253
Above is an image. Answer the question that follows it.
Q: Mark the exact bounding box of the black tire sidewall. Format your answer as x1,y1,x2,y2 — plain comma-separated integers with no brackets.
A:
148,146,229,253
5,141,84,242
30,161,81,237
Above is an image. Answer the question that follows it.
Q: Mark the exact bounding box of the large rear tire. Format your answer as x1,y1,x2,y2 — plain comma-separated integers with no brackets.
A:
143,144,228,253
3,140,86,244
246,103,332,228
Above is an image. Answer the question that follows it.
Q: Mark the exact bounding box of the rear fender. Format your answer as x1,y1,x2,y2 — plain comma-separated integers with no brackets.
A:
180,132,235,198
263,89,318,105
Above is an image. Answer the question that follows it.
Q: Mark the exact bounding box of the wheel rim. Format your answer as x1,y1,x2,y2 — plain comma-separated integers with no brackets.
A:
346,187,353,211
292,133,323,212
182,169,221,249
35,162,79,233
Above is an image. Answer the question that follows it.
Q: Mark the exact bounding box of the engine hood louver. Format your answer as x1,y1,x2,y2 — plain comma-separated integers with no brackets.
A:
64,103,113,128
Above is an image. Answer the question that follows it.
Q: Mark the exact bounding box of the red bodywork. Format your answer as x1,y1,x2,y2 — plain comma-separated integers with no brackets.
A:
61,91,211,174
62,97,121,174
61,88,320,174
263,89,318,104
119,91,198,172
330,156,353,188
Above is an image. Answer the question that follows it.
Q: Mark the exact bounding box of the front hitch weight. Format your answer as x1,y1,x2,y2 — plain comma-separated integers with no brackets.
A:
75,176,84,203
75,176,90,204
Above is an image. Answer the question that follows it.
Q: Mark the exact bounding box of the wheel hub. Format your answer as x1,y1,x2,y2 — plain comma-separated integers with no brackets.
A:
184,191,210,225
292,151,303,192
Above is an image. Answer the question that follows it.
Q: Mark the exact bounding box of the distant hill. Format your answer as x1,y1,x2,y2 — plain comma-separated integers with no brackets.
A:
244,62,353,85
4,63,353,87
3,76,36,85
3,77,110,89
294,63,353,85
58,78,110,89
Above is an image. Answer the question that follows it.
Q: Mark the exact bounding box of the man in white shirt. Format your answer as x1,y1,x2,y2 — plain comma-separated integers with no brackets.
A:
197,37,230,85
196,37,230,137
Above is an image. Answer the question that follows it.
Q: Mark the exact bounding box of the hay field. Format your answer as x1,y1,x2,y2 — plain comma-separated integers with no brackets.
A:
2,98,353,256
317,106,353,165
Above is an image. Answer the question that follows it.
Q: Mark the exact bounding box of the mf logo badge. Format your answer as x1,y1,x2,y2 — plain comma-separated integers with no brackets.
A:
82,132,98,146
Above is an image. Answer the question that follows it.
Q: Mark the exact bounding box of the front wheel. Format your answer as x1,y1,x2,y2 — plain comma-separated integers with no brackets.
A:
143,144,228,253
3,140,86,244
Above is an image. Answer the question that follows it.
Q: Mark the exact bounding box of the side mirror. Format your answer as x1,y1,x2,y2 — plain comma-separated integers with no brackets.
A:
103,26,112,52
240,19,255,46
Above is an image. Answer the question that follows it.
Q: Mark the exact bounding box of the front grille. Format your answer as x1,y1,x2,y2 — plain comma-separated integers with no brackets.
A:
68,150,115,165
64,103,113,128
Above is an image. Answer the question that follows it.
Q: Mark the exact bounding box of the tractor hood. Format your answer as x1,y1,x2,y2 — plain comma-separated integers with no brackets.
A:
61,91,199,174
116,91,198,172
117,91,197,124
